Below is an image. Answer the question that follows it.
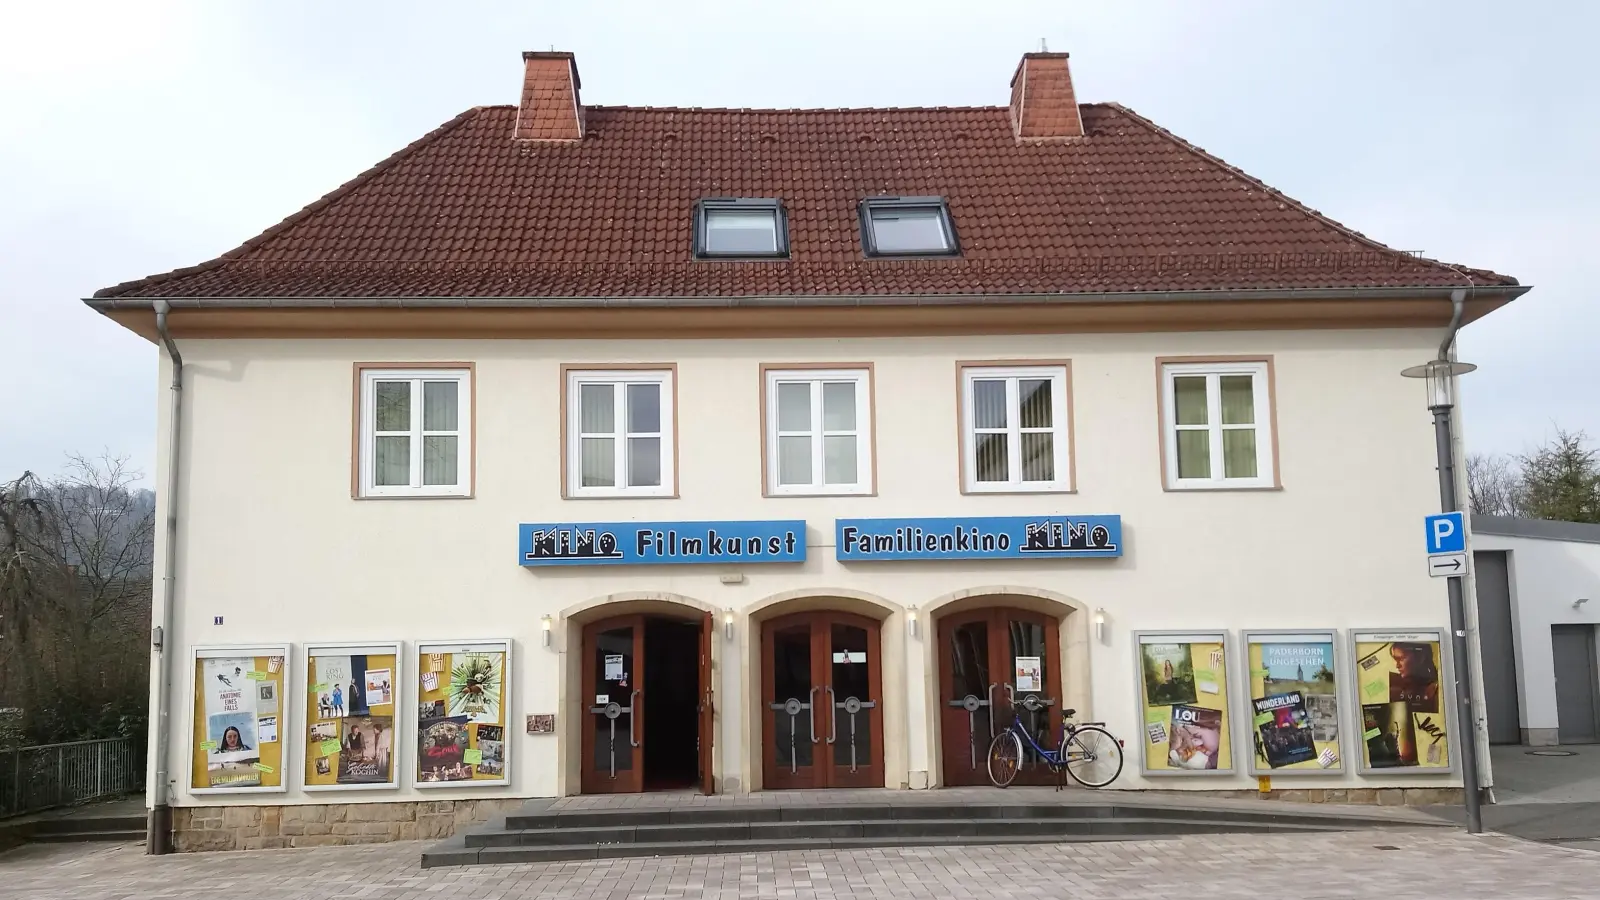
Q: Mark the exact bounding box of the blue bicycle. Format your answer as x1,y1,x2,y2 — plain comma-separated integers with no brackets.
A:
986,688,1124,789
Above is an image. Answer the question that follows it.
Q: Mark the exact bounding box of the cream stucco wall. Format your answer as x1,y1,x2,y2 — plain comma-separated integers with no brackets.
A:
147,327,1469,807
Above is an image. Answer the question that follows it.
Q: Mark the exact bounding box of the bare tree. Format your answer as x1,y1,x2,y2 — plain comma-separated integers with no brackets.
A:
35,454,155,632
1467,452,1524,517
0,472,49,649
0,456,153,744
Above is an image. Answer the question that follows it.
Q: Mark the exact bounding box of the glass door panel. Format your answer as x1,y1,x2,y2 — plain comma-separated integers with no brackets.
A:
582,619,642,793
766,621,815,788
823,614,882,788
830,623,874,772
942,618,993,784
1007,617,1051,774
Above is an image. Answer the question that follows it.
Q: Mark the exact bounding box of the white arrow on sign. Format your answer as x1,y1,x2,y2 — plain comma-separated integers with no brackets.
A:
1428,553,1466,578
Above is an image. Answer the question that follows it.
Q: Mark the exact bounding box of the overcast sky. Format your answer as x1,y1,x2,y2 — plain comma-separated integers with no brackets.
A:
2,0,1594,484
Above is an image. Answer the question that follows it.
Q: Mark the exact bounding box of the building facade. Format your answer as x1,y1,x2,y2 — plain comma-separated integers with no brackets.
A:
88,50,1528,850
1474,516,1600,747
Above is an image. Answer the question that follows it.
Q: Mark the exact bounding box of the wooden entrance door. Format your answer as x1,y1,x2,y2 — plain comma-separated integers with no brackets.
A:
582,615,644,793
761,611,884,789
581,612,717,794
937,607,1062,786
697,610,716,793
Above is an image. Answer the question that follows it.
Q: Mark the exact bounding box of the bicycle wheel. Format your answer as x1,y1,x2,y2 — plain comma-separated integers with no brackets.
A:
986,730,1025,788
1061,726,1124,788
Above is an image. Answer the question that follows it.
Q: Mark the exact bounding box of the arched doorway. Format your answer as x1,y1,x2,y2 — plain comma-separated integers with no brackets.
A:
761,610,884,789
580,609,714,794
937,606,1062,786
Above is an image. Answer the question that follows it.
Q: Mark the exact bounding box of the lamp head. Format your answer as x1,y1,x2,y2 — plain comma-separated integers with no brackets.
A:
1400,359,1477,410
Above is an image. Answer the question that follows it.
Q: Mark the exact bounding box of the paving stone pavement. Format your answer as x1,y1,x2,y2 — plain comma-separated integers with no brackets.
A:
4,829,1599,899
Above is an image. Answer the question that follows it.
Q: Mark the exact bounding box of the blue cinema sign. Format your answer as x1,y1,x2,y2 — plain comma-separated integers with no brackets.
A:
519,520,806,567
835,515,1122,562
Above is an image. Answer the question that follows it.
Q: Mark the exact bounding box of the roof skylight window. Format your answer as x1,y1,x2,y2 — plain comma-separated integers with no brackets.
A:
860,197,959,257
695,198,789,258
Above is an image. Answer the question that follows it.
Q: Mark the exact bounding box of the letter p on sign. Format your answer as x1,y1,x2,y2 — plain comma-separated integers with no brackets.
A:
1424,512,1466,555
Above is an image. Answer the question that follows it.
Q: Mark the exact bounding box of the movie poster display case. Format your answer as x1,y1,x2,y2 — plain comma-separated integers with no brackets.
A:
1349,629,1455,775
303,641,402,792
415,639,511,788
1133,631,1235,776
188,644,291,795
1241,630,1346,776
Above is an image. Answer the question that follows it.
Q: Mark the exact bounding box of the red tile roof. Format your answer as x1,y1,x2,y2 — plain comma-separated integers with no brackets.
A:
93,103,1515,300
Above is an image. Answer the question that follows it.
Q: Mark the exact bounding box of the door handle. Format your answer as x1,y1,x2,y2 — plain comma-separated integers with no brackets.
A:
808,686,820,743
825,685,837,744
628,689,641,747
986,683,998,738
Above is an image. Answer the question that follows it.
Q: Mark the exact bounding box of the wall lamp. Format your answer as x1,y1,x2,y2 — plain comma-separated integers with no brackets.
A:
1576,598,1590,611
723,609,735,641
541,615,553,647
1094,608,1107,644
907,606,920,638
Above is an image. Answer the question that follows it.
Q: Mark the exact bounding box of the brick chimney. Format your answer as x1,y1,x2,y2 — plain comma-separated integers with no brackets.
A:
1009,52,1084,142
515,51,583,142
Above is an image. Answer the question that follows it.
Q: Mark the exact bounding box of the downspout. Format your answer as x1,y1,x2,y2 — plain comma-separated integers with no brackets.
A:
1439,287,1468,359
148,300,182,854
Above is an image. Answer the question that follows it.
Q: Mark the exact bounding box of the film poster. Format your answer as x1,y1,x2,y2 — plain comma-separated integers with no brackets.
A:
192,651,286,790
417,645,508,784
1355,634,1450,770
1248,636,1341,772
1138,637,1231,773
305,648,398,788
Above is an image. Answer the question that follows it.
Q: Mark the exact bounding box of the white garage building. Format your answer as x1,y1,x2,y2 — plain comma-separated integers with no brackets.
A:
1474,516,1600,746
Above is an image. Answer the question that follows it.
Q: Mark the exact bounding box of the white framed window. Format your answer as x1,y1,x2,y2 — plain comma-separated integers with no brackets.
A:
960,365,1072,492
1161,360,1275,489
764,368,873,495
566,369,675,498
358,367,471,498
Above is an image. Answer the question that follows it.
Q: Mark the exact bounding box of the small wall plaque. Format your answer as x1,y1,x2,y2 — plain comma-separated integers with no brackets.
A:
526,714,555,735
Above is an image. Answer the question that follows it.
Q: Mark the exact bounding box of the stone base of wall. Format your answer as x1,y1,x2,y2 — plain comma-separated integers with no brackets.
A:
173,798,527,852
1199,787,1465,806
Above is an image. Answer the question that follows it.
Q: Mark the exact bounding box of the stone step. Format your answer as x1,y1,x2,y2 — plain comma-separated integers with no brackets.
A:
502,802,1415,833
467,814,1359,848
31,816,146,835
428,815,1388,867
31,829,144,844
430,833,1155,867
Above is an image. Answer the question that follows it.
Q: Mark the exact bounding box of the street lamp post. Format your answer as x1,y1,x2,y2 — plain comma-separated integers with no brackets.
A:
1401,358,1483,834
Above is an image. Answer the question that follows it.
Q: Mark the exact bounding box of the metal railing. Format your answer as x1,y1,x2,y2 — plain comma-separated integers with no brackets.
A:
0,737,144,819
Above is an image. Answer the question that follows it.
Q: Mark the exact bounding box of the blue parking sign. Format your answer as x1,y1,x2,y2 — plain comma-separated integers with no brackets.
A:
1424,512,1465,555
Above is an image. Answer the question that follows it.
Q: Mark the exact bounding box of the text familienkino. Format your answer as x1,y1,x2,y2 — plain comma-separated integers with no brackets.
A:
840,524,1012,555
